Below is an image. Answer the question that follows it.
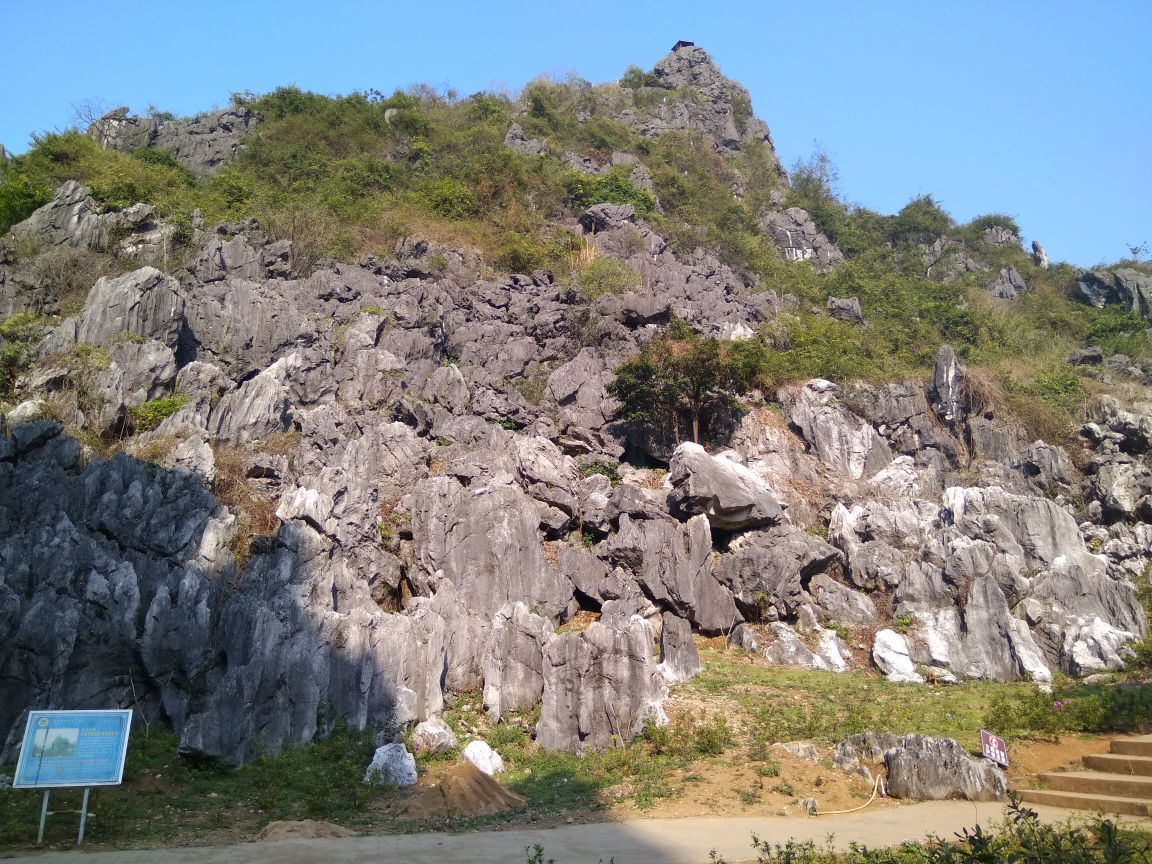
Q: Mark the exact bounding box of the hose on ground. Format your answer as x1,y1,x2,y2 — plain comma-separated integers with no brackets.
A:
814,772,885,816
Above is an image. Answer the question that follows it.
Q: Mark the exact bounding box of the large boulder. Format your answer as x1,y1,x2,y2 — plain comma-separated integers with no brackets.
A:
364,743,418,786
884,735,1007,801
668,442,784,530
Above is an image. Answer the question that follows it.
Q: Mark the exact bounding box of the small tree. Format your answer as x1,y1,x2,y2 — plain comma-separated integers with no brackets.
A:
608,318,768,444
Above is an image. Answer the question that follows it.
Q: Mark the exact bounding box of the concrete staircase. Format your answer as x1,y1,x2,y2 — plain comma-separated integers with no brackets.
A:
1017,735,1152,816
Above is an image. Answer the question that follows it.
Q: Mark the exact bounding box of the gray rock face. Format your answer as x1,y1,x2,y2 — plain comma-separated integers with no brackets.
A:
208,359,293,444
884,734,1007,801
1031,240,1049,269
984,266,1027,300
608,513,739,634
781,380,892,480
482,603,555,720
410,476,572,620
11,182,175,263
0,424,232,761
716,525,842,623
826,296,864,324
1078,268,1152,320
759,208,844,272
536,617,667,753
89,107,259,174
668,442,784,530
504,123,547,156
928,345,966,429
657,612,701,683
68,267,186,350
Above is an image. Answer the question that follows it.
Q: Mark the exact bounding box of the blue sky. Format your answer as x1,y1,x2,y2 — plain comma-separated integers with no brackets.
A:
2,0,1148,267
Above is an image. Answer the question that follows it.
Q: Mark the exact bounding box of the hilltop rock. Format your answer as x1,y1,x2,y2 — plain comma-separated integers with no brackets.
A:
89,106,259,174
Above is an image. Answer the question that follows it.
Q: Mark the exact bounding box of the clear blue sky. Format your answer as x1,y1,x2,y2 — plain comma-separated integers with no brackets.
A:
2,1,1148,267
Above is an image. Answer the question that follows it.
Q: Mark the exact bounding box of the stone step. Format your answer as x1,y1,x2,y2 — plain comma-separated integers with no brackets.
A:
1111,737,1152,758
1037,770,1152,800
1083,753,1152,776
1017,788,1152,817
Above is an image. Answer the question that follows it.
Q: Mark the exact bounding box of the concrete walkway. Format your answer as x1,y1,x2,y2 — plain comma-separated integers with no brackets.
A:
0,800,1127,864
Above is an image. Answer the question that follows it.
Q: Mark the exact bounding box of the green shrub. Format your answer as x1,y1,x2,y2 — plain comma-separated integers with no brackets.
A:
890,194,954,246
0,172,52,232
494,235,548,273
0,312,44,395
127,396,188,432
567,165,656,217
619,66,662,89
422,178,478,219
579,460,621,484
571,256,639,298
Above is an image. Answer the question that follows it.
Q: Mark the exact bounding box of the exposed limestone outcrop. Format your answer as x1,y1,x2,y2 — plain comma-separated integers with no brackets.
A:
759,208,844,272
1,63,1149,768
88,106,259,174
536,617,667,753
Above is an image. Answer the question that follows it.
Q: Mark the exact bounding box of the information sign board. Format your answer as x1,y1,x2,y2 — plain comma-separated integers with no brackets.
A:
13,710,132,789
980,728,1008,768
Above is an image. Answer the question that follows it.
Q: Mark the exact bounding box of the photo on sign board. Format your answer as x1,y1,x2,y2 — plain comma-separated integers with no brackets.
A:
32,728,78,758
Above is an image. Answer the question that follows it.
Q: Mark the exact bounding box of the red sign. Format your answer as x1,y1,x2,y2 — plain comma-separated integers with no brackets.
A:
980,729,1008,767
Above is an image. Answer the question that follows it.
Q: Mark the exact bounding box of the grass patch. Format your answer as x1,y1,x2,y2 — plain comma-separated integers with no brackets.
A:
687,647,1151,748
0,725,384,850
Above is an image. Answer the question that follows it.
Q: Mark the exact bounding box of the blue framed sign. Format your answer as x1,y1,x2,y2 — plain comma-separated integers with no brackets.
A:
12,710,133,789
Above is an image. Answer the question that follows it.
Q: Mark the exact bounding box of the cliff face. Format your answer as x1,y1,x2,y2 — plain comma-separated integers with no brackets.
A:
0,47,1148,765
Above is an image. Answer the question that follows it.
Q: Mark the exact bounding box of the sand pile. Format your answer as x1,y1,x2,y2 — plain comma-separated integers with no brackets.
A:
403,762,526,820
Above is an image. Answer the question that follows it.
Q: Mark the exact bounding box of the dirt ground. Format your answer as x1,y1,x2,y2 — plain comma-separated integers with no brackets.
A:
369,730,1128,833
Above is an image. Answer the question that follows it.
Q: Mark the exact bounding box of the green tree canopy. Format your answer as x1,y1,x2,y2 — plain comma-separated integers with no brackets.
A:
608,318,769,444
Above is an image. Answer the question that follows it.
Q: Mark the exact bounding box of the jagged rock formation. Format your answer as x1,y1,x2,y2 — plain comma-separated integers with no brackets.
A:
984,265,1028,300
1078,268,1152,321
1,47,1149,768
88,106,259,174
759,208,844,272
884,735,1007,801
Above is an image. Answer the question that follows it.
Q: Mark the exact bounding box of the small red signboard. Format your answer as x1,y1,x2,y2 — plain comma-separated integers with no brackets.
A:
980,729,1008,767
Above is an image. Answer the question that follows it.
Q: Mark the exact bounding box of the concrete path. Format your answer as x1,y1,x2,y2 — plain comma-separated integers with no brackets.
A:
1,800,1128,864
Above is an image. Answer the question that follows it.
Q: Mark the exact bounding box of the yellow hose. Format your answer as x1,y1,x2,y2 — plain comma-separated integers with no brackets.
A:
814,772,885,816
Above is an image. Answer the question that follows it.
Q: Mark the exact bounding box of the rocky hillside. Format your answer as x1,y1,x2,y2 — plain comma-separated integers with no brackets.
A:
0,44,1149,765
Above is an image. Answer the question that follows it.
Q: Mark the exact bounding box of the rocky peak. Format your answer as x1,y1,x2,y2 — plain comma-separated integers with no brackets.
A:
652,44,729,95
